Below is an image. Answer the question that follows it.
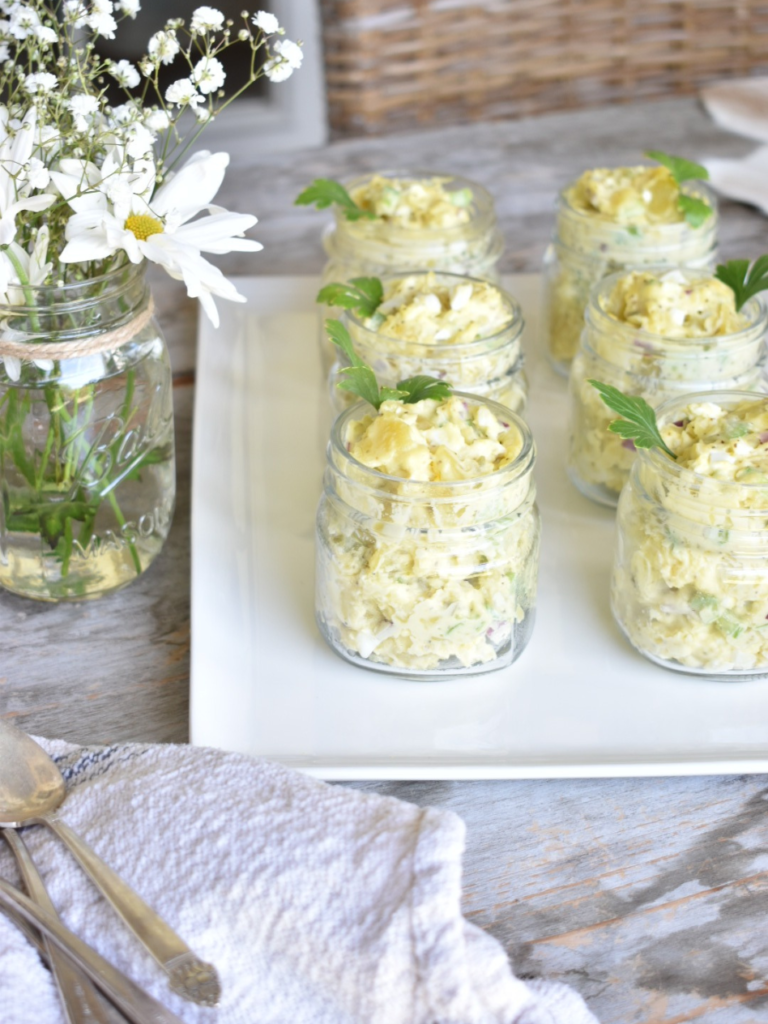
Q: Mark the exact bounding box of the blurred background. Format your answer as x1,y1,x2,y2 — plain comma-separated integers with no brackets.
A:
108,1,768,146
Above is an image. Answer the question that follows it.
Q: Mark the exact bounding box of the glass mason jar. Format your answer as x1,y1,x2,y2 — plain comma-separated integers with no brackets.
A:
612,390,768,678
568,270,768,507
329,272,527,417
0,261,175,601
319,170,505,371
315,396,541,679
542,182,718,376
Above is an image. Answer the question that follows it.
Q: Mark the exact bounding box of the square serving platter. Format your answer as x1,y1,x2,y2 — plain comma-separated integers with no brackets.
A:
190,274,768,780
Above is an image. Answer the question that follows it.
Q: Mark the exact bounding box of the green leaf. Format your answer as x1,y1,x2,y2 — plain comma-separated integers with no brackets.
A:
396,375,453,404
588,380,676,459
316,277,383,318
295,178,376,221
645,150,709,183
715,256,768,311
337,366,383,410
325,319,364,368
678,194,712,228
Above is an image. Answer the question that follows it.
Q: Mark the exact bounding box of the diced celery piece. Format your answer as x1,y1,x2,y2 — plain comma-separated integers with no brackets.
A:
448,188,472,207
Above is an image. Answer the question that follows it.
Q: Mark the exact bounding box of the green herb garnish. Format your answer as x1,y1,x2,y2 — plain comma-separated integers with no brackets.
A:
316,276,383,318
645,150,711,228
715,256,768,311
326,319,452,410
589,380,676,459
295,178,376,221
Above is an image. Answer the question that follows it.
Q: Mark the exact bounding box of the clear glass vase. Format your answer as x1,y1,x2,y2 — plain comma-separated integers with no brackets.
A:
0,261,175,601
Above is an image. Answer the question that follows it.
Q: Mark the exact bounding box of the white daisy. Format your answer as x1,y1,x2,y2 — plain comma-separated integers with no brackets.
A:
60,150,263,327
0,107,56,245
110,59,140,89
0,225,54,381
252,11,280,33
148,29,179,65
190,6,224,33
191,56,225,95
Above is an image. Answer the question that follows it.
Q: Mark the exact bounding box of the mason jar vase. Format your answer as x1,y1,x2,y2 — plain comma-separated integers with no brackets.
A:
329,272,527,417
315,396,540,679
318,170,505,371
0,261,175,601
568,269,768,508
542,183,718,376
612,390,768,678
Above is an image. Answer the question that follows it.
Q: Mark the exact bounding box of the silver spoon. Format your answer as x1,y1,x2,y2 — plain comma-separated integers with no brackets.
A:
4,828,125,1023
0,720,220,1006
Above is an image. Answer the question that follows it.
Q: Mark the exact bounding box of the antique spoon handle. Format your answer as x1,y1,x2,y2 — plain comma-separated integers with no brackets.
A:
39,816,220,1007
4,829,118,1024
0,879,185,1024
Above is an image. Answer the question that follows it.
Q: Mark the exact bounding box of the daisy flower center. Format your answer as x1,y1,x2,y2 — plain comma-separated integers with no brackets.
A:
125,214,164,241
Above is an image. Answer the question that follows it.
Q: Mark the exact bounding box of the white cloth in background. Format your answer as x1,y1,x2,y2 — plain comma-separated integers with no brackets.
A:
701,77,768,214
0,739,599,1024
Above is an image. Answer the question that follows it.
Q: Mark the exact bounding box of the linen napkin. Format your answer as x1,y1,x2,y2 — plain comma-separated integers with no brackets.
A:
0,738,598,1024
700,77,768,214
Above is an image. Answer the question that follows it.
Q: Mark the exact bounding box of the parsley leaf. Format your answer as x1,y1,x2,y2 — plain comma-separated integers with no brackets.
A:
588,380,676,459
645,150,712,227
645,151,709,183
396,375,453,404
316,277,383,318
715,256,768,311
326,320,452,410
295,178,376,221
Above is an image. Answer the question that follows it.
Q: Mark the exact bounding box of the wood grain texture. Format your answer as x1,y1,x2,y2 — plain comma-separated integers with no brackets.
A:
3,96,768,1023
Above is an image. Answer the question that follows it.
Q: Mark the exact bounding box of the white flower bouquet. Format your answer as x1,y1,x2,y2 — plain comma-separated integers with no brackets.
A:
0,1,300,601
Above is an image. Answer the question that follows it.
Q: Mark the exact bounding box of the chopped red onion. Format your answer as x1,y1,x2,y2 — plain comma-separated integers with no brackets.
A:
622,439,637,451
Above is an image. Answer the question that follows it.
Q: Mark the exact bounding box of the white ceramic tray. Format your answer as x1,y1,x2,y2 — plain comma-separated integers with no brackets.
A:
190,275,768,780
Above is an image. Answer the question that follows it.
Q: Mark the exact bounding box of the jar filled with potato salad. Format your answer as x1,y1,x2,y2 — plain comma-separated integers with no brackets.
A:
613,392,768,678
330,272,527,416
543,165,718,375
319,172,504,369
568,268,768,507
315,394,540,678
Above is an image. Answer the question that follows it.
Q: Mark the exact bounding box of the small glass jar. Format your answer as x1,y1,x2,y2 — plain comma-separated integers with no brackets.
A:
329,272,527,417
568,270,768,507
319,170,505,370
542,183,718,376
315,396,540,678
612,390,768,678
0,261,175,601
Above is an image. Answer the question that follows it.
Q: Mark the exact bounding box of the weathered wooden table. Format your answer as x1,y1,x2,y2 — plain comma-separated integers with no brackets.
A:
4,97,768,1024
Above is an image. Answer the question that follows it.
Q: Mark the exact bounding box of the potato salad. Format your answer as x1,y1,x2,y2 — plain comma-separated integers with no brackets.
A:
316,395,540,676
613,396,768,675
337,273,526,414
568,270,766,506
349,175,473,230
543,166,717,371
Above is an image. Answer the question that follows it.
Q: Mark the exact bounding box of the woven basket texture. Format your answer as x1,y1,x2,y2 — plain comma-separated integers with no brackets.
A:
320,0,768,137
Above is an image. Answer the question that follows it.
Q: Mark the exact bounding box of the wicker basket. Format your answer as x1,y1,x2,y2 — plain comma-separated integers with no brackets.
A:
320,0,768,137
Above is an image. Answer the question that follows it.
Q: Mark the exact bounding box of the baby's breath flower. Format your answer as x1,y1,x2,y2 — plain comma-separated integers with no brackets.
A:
139,57,154,77
21,156,48,189
116,0,141,16
194,106,212,123
148,29,179,65
238,29,249,41
63,0,88,25
252,11,280,34
191,56,225,95
66,93,99,131
89,0,117,38
165,77,203,107
125,122,154,158
0,43,9,61
110,101,139,123
191,7,224,33
34,24,57,44
144,108,170,132
9,5,40,39
110,59,140,88
23,71,57,94
264,38,303,82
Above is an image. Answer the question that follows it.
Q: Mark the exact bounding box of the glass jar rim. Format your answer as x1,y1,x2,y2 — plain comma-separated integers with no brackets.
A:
557,178,717,235
329,391,535,493
585,266,767,354
343,271,523,356
641,389,768,505
334,169,496,240
0,255,141,313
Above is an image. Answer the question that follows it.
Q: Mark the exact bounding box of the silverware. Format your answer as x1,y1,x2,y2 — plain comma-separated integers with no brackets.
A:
0,720,220,1006
0,877,186,1024
4,829,123,1023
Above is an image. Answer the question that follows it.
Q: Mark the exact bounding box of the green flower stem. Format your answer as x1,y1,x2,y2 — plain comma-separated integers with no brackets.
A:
107,489,141,574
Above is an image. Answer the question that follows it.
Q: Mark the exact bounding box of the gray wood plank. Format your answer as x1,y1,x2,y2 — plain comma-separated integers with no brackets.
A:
3,95,768,1023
